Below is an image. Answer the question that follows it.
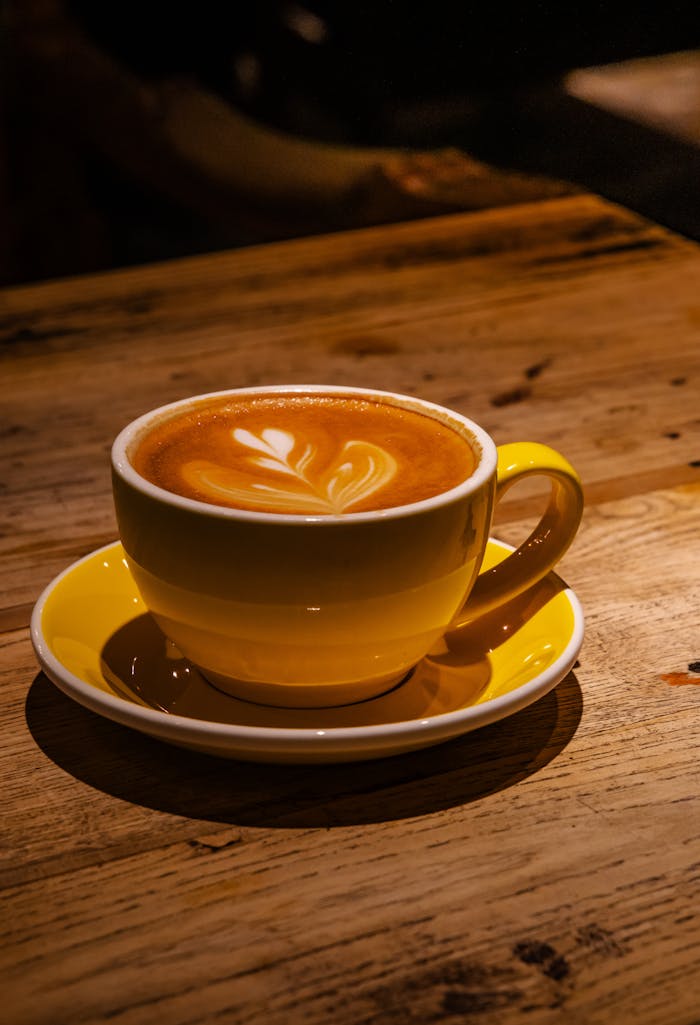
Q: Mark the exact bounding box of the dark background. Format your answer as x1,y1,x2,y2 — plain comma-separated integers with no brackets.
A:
4,1,700,286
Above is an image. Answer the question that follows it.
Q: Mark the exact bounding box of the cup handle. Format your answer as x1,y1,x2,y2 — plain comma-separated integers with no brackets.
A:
450,442,584,628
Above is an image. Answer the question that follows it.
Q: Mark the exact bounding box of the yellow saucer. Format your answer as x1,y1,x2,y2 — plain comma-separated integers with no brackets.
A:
31,541,583,763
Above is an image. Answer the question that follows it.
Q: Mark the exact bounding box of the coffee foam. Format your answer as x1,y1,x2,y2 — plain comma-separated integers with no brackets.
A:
131,393,476,514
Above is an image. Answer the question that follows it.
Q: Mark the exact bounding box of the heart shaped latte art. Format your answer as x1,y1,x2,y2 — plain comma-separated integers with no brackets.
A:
181,427,398,513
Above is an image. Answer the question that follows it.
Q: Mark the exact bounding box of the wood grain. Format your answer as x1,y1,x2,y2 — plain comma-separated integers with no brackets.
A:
2,194,700,1024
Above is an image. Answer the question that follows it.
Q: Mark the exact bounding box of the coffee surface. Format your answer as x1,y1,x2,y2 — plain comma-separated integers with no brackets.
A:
131,393,476,514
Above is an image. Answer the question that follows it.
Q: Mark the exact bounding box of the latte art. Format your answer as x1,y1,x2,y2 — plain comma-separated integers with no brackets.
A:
183,427,398,513
131,393,476,514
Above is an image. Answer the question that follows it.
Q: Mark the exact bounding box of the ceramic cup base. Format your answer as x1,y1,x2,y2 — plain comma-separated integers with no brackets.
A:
199,665,413,709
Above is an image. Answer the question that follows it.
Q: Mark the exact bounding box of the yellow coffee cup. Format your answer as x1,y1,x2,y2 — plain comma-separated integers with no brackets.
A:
112,385,583,707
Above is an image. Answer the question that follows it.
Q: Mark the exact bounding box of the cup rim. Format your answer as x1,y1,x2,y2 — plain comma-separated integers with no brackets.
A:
111,385,498,523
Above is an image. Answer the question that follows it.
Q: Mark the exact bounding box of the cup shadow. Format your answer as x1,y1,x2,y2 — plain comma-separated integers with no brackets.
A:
25,666,583,828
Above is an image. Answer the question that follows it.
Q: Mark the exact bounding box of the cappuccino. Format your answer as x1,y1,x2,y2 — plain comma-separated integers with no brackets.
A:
131,392,476,514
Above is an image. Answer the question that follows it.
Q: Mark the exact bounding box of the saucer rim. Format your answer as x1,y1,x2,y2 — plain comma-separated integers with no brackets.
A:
30,540,584,758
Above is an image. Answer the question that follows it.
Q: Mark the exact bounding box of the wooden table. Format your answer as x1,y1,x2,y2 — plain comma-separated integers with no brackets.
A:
2,192,700,1023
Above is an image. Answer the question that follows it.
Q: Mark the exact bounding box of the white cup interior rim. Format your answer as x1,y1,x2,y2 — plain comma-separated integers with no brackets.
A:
111,384,498,523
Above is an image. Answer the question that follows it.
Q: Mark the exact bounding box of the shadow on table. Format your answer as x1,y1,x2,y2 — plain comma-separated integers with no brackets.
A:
25,669,582,827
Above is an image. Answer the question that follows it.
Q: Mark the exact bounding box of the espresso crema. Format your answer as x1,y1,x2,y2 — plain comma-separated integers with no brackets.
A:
131,393,476,514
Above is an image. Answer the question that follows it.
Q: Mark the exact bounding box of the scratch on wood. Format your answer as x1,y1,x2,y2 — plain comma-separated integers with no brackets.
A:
490,385,532,408
525,358,552,380
542,956,570,981
513,941,556,966
513,940,571,982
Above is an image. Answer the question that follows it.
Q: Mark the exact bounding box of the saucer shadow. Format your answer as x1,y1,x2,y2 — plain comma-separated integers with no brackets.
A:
26,667,582,828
